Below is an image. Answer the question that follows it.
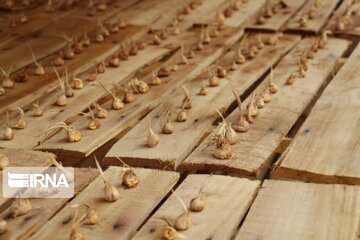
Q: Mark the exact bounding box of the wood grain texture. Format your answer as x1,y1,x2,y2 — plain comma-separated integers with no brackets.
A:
235,180,360,240
0,25,149,114
180,38,350,177
285,0,341,33
36,27,245,160
0,168,99,240
133,174,260,240
273,42,360,185
29,167,180,240
246,0,307,31
104,34,301,170
0,149,54,209
325,0,360,36
0,28,170,151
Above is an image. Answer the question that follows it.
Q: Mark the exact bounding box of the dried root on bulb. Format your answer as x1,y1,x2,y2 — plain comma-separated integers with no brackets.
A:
181,85,192,109
29,47,45,76
53,67,68,106
147,116,160,147
87,107,101,130
0,66,14,89
162,110,174,134
232,89,250,132
45,122,81,143
13,105,27,129
95,156,120,202
93,103,108,119
99,81,124,110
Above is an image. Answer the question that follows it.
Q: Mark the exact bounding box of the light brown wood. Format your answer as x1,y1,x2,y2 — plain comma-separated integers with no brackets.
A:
29,167,180,240
0,25,149,114
0,168,99,240
0,149,54,209
104,34,301,170
325,0,360,36
235,180,360,240
180,38,350,177
285,0,340,33
36,27,245,160
273,42,360,185
133,174,260,240
0,29,171,151
246,0,307,31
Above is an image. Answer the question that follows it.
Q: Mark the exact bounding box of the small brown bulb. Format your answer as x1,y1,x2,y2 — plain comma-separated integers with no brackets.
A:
95,33,104,43
0,86,4,96
224,7,233,18
162,226,177,240
190,194,205,212
214,138,232,159
88,118,101,130
0,154,9,169
153,34,162,45
176,110,187,122
83,204,98,225
150,71,162,86
109,55,120,68
56,94,67,106
33,103,43,117
256,95,265,108
122,169,140,188
0,219,7,234
286,73,296,85
235,52,246,64
147,117,160,147
104,181,120,202
217,66,227,78
262,88,272,103
233,115,250,132
95,105,108,119
97,62,106,74
63,46,75,60
67,129,82,143
216,10,225,24
209,75,220,87
88,72,97,81
54,56,65,66
225,123,238,145
199,80,208,96
174,212,191,231
129,45,139,56
3,126,14,140
123,90,135,103
162,121,174,134
181,85,192,109
112,97,124,110
248,94,258,117
229,61,237,71
307,49,315,59
299,16,308,27
10,198,32,217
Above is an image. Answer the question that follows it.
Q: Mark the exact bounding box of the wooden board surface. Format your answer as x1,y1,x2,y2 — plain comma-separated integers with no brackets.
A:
133,174,260,240
273,42,360,185
235,180,360,240
0,25,149,114
30,167,180,240
325,0,360,36
0,168,99,240
104,34,301,170
0,149,53,209
35,27,245,160
180,38,350,177
285,0,340,33
245,0,307,31
0,29,172,151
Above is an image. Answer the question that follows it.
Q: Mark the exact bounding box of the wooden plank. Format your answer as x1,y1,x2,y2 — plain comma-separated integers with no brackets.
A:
0,0,138,73
273,42,360,185
133,174,260,240
29,167,180,240
0,168,99,240
245,0,307,31
0,149,53,210
284,0,340,33
36,27,245,161
0,27,172,151
104,34,301,170
0,25,149,114
235,180,360,240
325,0,360,36
180,38,350,177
